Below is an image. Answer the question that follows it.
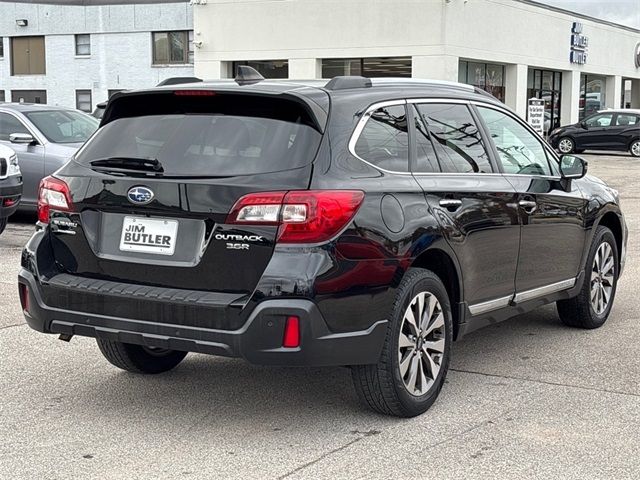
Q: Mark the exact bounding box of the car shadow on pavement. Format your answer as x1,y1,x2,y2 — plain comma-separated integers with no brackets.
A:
57,305,571,425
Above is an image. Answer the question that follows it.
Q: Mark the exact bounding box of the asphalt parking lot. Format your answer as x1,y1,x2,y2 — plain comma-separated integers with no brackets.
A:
1,153,638,479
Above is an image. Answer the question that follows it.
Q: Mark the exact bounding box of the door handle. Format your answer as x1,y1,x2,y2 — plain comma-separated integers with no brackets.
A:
519,200,537,214
439,199,462,211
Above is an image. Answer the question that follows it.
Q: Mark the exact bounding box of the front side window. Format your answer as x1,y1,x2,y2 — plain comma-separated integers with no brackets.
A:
354,105,409,172
75,34,90,56
585,113,613,127
615,114,638,126
0,113,30,141
152,31,192,65
477,106,552,176
24,110,98,143
415,103,492,173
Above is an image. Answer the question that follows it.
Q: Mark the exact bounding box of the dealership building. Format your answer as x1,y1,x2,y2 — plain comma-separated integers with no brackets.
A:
193,0,640,132
0,0,194,112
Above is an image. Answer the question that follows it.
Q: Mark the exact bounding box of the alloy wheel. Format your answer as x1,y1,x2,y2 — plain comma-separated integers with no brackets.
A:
558,138,574,154
591,242,615,315
631,141,640,157
398,291,446,396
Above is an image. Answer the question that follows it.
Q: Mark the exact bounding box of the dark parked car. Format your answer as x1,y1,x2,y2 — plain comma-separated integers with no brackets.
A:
0,144,22,235
19,73,627,417
549,109,640,157
0,103,99,210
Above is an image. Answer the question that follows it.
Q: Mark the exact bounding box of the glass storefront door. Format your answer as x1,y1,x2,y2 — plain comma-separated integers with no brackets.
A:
458,60,505,102
528,69,562,135
580,75,606,119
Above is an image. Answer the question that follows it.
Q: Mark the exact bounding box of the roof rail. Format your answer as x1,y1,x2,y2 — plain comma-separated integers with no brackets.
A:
235,66,265,86
325,76,372,90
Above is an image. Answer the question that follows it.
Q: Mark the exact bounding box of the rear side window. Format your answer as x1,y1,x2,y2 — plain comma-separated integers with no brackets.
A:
415,103,492,173
76,94,322,177
615,114,638,126
354,104,409,172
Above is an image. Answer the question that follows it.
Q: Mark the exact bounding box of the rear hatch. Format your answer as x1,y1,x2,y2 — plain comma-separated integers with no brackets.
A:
44,88,328,296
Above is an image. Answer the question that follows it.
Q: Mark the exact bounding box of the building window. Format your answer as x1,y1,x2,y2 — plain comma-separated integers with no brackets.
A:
527,69,563,134
11,36,46,75
231,60,288,79
0,37,4,58
321,57,411,78
458,61,505,102
152,31,193,65
11,90,47,104
76,90,92,112
580,74,607,120
75,34,91,56
0,91,5,102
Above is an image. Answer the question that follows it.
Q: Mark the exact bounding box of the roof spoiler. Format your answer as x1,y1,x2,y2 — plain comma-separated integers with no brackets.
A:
325,76,372,90
235,66,265,86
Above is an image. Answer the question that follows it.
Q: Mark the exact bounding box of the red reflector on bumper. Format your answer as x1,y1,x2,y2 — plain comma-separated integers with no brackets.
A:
282,316,300,348
19,284,29,313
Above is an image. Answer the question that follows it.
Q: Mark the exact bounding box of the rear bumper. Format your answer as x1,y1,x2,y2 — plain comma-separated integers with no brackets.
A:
0,174,22,218
18,268,387,366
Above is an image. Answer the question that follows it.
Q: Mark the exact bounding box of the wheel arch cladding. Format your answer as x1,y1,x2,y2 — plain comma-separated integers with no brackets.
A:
598,212,623,267
410,248,462,340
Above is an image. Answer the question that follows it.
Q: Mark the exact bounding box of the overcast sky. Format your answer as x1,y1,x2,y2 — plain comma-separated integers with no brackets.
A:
538,0,640,29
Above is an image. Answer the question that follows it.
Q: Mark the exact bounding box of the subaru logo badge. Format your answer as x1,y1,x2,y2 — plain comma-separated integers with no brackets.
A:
127,186,154,205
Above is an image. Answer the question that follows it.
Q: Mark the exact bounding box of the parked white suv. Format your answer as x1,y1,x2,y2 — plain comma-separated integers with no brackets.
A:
0,144,22,235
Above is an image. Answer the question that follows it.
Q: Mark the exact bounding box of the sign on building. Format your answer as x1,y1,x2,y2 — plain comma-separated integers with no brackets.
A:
528,98,545,136
570,21,588,64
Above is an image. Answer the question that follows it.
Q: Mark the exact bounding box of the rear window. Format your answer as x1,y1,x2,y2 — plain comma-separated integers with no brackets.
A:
75,93,322,177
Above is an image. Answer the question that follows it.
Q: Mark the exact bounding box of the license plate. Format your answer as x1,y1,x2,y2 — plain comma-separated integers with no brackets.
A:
119,216,178,255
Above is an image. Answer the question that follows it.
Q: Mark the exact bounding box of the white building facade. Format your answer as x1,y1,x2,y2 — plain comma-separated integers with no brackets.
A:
193,0,640,132
0,0,194,112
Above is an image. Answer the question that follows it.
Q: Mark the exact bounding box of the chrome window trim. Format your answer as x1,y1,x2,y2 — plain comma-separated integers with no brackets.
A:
468,276,577,315
513,278,576,304
347,99,410,175
347,97,566,180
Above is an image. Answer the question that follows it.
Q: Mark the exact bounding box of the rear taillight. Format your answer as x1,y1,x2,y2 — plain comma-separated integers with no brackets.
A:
37,176,74,224
227,190,365,244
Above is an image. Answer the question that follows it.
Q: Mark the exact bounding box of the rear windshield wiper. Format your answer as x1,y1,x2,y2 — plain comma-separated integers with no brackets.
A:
89,157,164,174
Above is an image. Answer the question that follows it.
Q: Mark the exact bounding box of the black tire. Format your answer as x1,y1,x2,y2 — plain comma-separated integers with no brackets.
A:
629,139,640,158
96,339,188,374
557,226,618,329
557,137,575,154
351,268,453,417
0,217,7,236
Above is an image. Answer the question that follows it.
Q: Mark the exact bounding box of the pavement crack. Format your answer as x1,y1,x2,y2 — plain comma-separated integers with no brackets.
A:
450,368,640,398
277,430,380,479
0,322,25,330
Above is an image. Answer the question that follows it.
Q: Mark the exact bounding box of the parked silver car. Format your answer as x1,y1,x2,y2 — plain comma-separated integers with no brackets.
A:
0,103,99,210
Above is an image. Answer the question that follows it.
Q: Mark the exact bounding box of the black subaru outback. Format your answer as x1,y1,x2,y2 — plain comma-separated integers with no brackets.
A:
18,72,627,417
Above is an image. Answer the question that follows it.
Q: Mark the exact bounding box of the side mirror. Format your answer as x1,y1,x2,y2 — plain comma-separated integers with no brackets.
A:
9,133,35,145
560,154,588,179
580,121,588,129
